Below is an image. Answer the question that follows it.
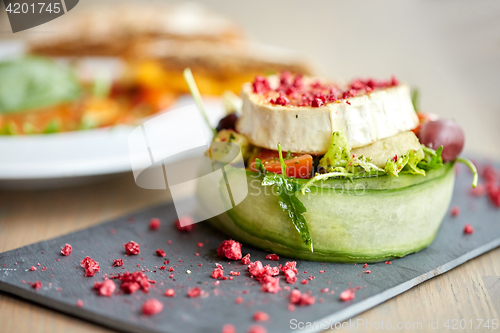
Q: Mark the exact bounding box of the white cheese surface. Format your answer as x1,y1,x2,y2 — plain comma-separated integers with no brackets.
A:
237,82,419,153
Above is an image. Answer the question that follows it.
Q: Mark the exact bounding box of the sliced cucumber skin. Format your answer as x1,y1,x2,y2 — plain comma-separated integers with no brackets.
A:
200,163,455,263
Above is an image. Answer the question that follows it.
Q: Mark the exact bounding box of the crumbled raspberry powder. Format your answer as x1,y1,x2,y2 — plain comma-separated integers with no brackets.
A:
470,184,486,196
80,256,100,277
197,242,204,248
222,324,236,333
168,266,174,272
284,270,297,284
279,261,298,274
217,240,242,260
32,281,42,290
385,261,392,265
451,206,460,217
253,311,270,322
363,263,368,269
260,276,281,293
187,287,204,298
248,261,264,277
301,280,308,285
30,266,36,271
363,270,371,274
235,296,243,304
175,216,195,232
142,299,163,316
464,224,474,234
94,279,116,297
289,289,315,306
112,259,123,267
265,254,279,261
111,271,150,294
149,218,161,230
230,271,240,276
212,267,224,279
241,254,251,265
164,289,175,297
77,299,83,307
156,249,166,257
340,288,356,301
61,244,72,256
248,325,267,333
124,241,140,255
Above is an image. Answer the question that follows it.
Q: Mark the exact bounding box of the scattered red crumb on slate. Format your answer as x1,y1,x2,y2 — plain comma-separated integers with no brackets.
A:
217,240,243,260
260,276,281,293
168,266,174,272
110,271,151,294
94,279,116,297
248,325,267,333
222,324,236,333
290,289,315,306
112,259,123,267
253,311,270,322
142,299,163,316
363,263,368,269
385,261,392,265
124,241,140,255
30,266,36,271
451,206,460,217
187,287,205,298
279,261,298,274
241,254,251,265
470,184,486,196
230,271,240,276
175,216,195,232
340,288,356,301
77,299,83,307
265,254,279,261
235,296,243,304
156,249,166,257
464,223,474,234
164,289,175,297
32,281,42,290
301,280,308,285
284,270,297,284
61,244,72,256
212,267,224,279
149,218,161,230
80,256,100,277
197,242,204,248
363,270,371,274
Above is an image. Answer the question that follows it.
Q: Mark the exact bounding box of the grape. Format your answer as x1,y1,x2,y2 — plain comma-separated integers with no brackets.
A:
417,119,464,162
216,113,238,132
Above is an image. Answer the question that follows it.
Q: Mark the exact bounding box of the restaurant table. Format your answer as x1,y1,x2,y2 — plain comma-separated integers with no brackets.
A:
0,171,499,333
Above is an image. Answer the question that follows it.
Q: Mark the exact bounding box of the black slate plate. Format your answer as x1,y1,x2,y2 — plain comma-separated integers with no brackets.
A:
0,162,499,333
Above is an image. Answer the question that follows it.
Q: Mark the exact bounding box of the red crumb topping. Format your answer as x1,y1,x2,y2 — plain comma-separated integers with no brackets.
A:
76,299,83,307
363,263,368,269
451,206,460,217
235,296,243,304
363,270,371,274
164,289,175,297
168,266,174,272
217,240,242,260
142,299,163,316
112,259,123,267
253,311,270,322
30,266,36,271
464,224,474,234
279,261,298,274
80,256,100,277
149,218,161,230
385,261,392,265
252,73,399,108
301,280,308,285
470,184,486,196
290,289,315,306
61,244,72,256
197,242,204,248
110,271,151,294
94,279,116,297
156,249,166,257
222,324,236,333
265,254,279,261
32,281,42,290
124,241,140,255
248,325,267,333
175,216,195,232
187,287,204,298
260,276,281,293
340,288,356,301
230,271,240,276
241,254,251,265
212,267,224,279
284,270,297,284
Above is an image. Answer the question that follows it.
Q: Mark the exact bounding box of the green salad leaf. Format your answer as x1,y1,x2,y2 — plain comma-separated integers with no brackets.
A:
261,143,313,252
0,57,81,115
418,146,444,171
318,131,350,169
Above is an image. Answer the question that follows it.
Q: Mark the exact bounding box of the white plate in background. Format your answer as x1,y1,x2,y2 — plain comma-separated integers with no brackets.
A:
0,96,225,190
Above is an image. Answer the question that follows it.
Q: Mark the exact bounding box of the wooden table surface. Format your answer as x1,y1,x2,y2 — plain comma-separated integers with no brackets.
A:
0,173,499,333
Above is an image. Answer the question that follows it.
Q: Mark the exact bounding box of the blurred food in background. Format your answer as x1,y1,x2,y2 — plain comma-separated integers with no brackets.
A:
0,3,314,135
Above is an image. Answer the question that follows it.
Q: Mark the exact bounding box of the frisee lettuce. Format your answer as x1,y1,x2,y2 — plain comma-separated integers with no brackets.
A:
261,143,313,252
